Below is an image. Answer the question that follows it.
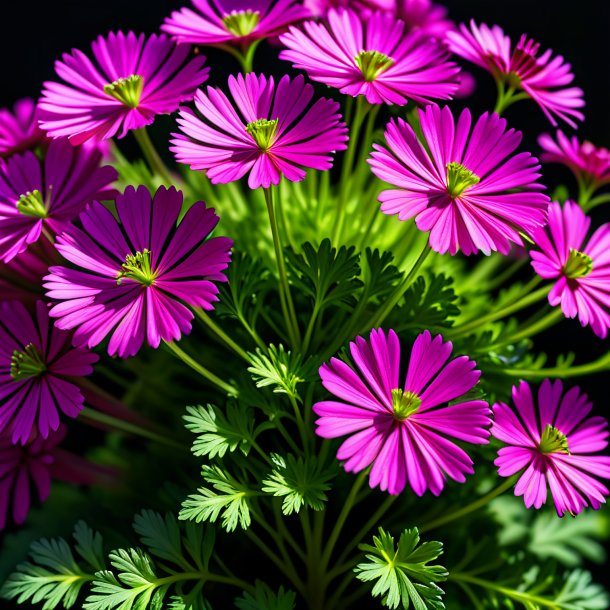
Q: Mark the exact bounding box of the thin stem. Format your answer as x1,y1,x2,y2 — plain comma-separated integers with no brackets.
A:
264,186,301,348
80,406,184,449
419,478,515,533
485,258,527,291
133,127,174,185
449,572,564,608
245,530,306,595
360,242,431,332
321,470,368,568
499,349,610,379
485,307,563,350
582,192,610,212
195,309,250,362
164,341,238,396
333,494,397,573
333,97,370,244
450,281,548,338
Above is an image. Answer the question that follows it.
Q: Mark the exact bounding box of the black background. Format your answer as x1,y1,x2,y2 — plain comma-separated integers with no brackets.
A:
1,0,609,586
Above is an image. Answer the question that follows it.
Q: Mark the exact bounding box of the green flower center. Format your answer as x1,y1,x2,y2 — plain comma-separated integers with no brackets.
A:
391,389,422,420
222,10,261,37
245,119,279,151
446,162,481,198
11,343,46,381
355,50,394,82
563,248,593,279
116,249,156,286
17,189,47,218
539,424,570,455
104,75,145,108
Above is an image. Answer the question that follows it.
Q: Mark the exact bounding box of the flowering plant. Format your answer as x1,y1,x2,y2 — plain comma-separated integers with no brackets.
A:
1,1,609,609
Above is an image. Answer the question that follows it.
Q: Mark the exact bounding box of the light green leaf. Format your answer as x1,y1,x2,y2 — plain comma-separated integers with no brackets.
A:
235,580,296,610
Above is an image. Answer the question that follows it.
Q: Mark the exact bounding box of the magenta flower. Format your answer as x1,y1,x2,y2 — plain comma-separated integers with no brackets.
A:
162,0,309,49
171,73,348,189
279,9,460,105
492,380,610,516
303,0,454,39
538,131,610,193
0,98,47,158
44,186,233,358
313,329,491,496
369,105,549,255
38,32,209,145
0,301,98,445
0,138,117,263
530,201,610,338
0,426,65,530
446,21,584,127
0,241,58,305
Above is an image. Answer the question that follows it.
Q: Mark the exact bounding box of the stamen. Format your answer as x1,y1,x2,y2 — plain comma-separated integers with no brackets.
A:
11,343,46,381
116,249,156,286
563,248,593,279
446,162,480,198
391,389,422,420
222,10,261,37
17,190,47,218
104,75,145,108
355,50,394,82
245,119,279,151
539,424,570,455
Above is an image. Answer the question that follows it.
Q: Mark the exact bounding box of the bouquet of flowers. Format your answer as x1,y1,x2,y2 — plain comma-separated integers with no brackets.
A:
1,1,609,608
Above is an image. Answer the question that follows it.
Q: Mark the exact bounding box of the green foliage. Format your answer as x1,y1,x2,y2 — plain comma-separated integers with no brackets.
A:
361,248,402,301
355,527,448,610
393,273,460,330
180,465,254,532
286,239,362,310
216,252,273,325
261,454,335,515
235,581,296,610
491,497,608,567
247,344,315,398
184,403,255,459
1,523,103,610
84,549,163,610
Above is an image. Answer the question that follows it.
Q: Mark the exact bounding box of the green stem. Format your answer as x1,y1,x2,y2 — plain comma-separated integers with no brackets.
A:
419,478,515,533
449,572,564,608
485,307,563,350
499,350,610,379
582,192,610,212
485,258,527,292
164,341,238,396
450,281,548,338
493,81,529,115
360,242,431,332
264,186,301,348
195,309,250,362
332,494,397,574
80,407,184,449
133,127,175,185
333,97,370,244
289,395,310,453
321,470,368,568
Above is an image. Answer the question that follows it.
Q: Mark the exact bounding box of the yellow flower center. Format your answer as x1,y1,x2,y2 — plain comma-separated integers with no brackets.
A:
391,389,421,420
539,424,570,455
116,249,156,286
355,50,394,82
446,162,481,198
104,75,145,108
563,248,593,279
11,343,46,381
245,119,279,151
222,10,261,36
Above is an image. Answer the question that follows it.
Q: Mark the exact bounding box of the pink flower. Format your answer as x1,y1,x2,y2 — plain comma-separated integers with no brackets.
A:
446,21,584,127
44,186,233,358
530,201,610,338
0,138,117,263
0,301,98,445
303,0,454,39
492,379,610,516
538,131,610,192
313,329,491,496
0,426,66,530
171,73,348,189
38,32,209,144
0,241,58,305
279,8,459,105
0,98,47,158
162,0,309,49
369,105,549,255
